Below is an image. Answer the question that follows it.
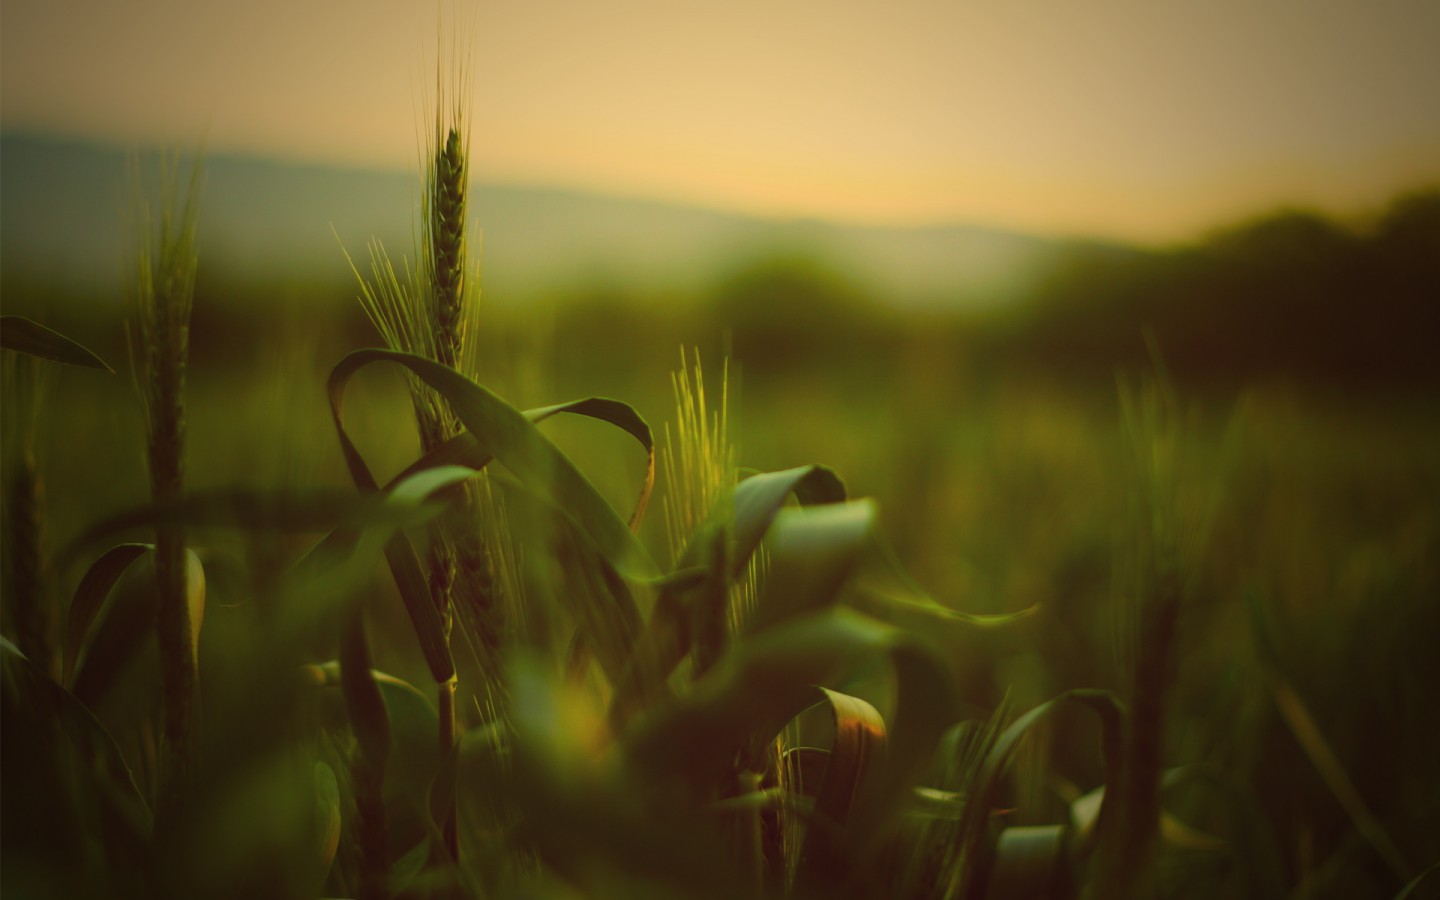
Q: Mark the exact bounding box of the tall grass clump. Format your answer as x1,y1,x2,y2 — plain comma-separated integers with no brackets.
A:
126,153,204,823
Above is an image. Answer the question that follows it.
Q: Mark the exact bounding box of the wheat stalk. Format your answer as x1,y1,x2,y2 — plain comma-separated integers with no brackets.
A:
126,151,203,824
1,354,55,677
346,43,484,864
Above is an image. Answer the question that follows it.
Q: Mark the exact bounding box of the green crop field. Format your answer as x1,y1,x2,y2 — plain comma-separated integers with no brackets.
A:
4,65,1439,900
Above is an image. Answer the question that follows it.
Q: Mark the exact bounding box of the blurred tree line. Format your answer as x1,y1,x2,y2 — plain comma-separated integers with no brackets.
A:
707,188,1440,392
1007,188,1439,387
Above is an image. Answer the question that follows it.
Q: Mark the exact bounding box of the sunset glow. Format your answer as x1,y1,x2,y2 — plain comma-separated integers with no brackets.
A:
3,0,1438,238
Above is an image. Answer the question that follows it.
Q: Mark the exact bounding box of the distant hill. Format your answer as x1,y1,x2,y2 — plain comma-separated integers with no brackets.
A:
1,132,1068,310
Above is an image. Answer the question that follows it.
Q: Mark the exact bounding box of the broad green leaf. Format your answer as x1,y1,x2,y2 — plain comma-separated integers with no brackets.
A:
745,500,877,636
308,394,658,572
799,688,886,883
522,396,657,530
70,549,205,707
328,349,657,579
732,465,846,570
388,395,657,530
848,638,961,849
64,543,151,686
0,315,113,371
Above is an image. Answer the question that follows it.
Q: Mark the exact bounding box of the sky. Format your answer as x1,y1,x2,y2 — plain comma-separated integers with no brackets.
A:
3,0,1438,240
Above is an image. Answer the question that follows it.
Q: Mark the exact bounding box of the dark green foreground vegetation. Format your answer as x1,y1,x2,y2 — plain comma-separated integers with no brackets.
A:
3,168,1438,899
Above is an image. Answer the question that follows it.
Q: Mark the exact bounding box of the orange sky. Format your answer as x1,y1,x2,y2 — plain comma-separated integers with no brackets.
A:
3,1,1438,239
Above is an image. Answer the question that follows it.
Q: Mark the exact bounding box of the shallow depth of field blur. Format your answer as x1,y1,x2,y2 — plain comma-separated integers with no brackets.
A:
3,3,1439,898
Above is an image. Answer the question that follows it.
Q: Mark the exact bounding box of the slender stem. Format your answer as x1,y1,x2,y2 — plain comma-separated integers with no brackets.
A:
152,300,197,827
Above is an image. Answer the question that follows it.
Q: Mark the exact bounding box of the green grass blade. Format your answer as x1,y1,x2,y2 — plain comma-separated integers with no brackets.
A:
1394,863,1440,900
1269,673,1414,881
1,315,114,372
852,528,1040,632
